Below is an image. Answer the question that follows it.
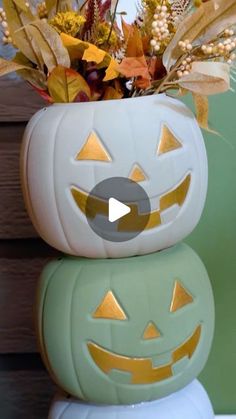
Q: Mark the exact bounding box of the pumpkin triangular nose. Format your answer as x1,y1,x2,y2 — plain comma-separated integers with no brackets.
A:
129,164,147,182
143,322,161,340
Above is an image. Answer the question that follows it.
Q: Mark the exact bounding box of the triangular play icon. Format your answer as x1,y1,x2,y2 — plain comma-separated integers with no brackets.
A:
109,198,131,223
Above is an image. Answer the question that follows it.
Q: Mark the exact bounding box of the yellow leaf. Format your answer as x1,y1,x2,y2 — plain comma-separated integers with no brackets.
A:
61,33,119,81
193,93,219,135
48,65,91,103
61,33,107,63
164,0,236,71
103,58,119,81
193,94,209,130
178,62,230,95
61,33,86,59
26,20,70,72
103,86,123,100
83,44,106,64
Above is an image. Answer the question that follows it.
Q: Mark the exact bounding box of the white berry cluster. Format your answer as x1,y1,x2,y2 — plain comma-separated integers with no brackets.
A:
150,3,172,53
0,7,12,45
178,39,193,52
37,2,48,19
177,56,194,78
201,29,236,65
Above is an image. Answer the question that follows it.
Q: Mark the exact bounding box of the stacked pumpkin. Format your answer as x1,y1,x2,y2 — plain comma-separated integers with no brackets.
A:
21,94,215,418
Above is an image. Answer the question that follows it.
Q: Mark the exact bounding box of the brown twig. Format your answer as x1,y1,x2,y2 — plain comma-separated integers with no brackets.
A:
107,0,119,44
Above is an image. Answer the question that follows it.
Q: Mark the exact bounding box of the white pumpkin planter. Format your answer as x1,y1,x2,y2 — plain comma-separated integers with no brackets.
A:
48,380,214,419
21,94,208,258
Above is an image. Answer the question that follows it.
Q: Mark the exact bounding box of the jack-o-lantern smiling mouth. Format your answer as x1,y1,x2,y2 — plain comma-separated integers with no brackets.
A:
71,174,191,232
87,325,201,384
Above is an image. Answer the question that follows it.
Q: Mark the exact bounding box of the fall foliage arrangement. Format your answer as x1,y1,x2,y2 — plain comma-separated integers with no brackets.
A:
0,0,236,113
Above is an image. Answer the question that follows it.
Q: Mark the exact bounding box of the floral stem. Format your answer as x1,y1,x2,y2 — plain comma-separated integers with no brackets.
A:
107,0,119,44
79,0,89,11
155,53,188,94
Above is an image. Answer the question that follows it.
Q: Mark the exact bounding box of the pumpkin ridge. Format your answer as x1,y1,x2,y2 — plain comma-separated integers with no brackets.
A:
53,109,75,254
38,260,65,388
69,265,87,400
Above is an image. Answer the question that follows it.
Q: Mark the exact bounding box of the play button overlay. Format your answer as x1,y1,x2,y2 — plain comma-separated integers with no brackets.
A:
85,177,151,242
109,198,131,223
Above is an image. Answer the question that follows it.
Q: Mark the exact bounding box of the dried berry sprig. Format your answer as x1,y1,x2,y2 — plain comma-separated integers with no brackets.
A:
0,7,12,45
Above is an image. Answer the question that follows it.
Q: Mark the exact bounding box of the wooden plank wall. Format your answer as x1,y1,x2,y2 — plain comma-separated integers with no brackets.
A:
0,78,58,419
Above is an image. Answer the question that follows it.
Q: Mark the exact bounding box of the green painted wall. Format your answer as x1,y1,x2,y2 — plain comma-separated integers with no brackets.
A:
185,92,236,414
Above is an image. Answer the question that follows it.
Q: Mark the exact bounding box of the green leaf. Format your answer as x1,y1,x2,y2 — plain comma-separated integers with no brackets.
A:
48,65,91,102
3,0,42,67
26,20,71,72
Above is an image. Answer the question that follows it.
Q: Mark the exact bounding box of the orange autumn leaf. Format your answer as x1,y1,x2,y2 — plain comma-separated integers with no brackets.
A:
121,18,132,43
142,35,151,55
135,76,151,90
147,56,166,80
118,56,151,89
121,21,144,58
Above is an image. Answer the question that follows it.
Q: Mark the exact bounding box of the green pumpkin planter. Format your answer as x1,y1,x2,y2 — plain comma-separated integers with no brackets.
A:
37,243,214,405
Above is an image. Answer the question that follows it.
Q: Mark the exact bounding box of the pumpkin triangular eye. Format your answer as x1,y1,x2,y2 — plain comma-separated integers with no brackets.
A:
170,280,194,313
93,291,127,320
75,131,112,162
143,322,161,340
157,125,182,155
129,164,148,182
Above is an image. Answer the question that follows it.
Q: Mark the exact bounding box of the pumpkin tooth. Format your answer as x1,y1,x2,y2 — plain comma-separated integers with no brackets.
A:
171,356,189,376
71,173,191,232
152,352,172,368
87,325,201,385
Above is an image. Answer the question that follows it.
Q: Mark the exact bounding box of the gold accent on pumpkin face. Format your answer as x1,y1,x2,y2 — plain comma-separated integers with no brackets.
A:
158,125,182,155
75,131,112,162
87,325,201,385
143,322,161,340
71,174,191,232
170,281,194,313
93,291,127,320
129,164,148,182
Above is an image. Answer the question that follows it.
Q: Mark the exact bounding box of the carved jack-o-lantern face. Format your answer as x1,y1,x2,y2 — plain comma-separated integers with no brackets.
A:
22,95,208,258
71,126,191,234
88,282,199,386
37,244,214,405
